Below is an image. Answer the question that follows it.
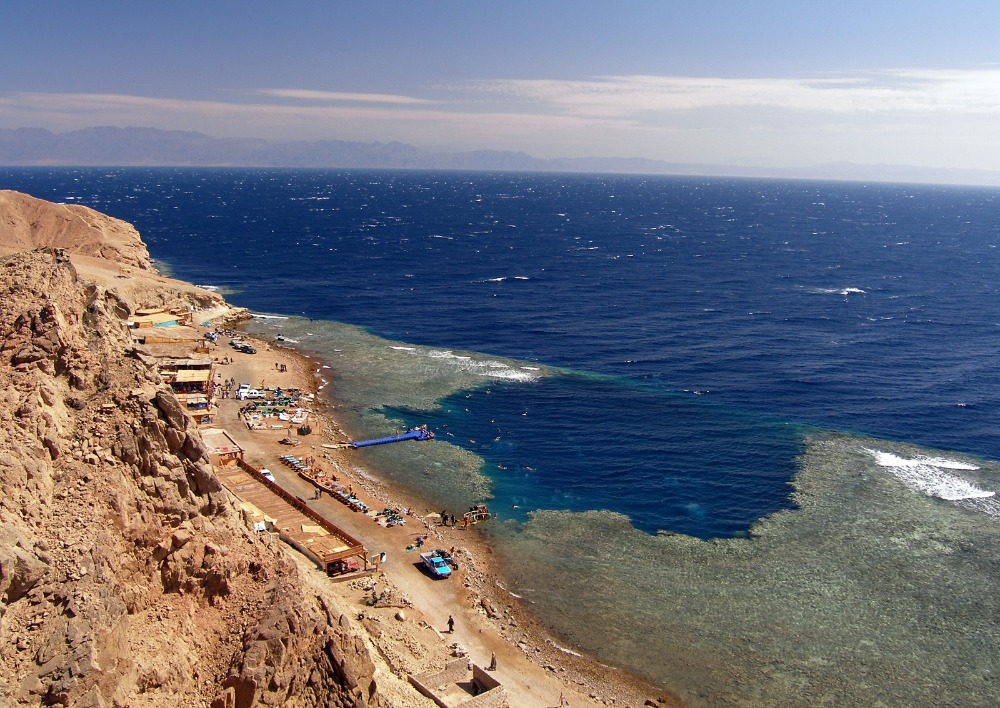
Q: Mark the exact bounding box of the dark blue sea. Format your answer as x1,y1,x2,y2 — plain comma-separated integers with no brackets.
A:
5,167,1000,699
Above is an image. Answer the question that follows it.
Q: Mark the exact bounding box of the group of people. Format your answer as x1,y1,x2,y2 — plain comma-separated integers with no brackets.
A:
440,512,474,529
438,506,496,529
438,510,472,527
215,377,239,400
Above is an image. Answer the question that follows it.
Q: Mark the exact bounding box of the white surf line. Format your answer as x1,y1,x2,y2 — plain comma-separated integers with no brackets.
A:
865,448,995,501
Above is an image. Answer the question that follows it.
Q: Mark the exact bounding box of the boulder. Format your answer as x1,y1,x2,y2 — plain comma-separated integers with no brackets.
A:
0,544,48,604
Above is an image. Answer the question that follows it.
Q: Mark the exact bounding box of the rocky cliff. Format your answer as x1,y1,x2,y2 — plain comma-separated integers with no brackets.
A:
0,190,152,268
0,195,388,706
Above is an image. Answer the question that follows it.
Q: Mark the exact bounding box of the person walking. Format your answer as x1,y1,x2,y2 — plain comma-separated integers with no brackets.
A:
488,652,497,671
447,615,454,633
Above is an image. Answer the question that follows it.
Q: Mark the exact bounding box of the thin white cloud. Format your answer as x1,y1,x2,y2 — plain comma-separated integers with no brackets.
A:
255,89,435,105
10,68,1000,133
0,91,609,138
465,68,1000,117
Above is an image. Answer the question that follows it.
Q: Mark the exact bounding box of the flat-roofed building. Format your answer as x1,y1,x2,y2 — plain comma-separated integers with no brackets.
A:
200,428,243,466
159,357,216,423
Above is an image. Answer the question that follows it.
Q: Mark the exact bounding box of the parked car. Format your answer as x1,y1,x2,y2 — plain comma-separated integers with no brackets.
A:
259,469,276,483
238,344,257,354
420,551,452,578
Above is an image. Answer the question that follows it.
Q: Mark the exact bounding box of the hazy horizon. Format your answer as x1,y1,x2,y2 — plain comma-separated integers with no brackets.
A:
4,3,1000,175
7,125,1000,188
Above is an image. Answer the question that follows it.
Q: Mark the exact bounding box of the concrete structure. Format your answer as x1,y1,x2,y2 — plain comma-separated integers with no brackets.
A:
409,660,507,708
129,307,192,328
200,428,244,466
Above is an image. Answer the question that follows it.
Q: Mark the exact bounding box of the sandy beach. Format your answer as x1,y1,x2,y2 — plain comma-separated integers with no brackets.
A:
198,316,678,708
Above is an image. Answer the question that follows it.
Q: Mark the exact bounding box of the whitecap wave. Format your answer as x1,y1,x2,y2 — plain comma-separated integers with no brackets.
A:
390,346,416,351
428,350,471,360
810,287,866,296
250,313,290,320
426,350,541,382
481,367,537,382
870,450,979,472
865,448,994,501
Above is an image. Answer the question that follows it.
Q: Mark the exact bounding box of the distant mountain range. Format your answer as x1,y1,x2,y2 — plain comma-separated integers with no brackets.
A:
2,126,999,187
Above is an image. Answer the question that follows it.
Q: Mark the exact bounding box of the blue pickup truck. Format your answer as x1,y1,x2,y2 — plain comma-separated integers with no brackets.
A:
420,551,452,578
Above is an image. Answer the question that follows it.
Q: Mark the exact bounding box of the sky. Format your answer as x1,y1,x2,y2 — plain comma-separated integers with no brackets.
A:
3,1,1000,171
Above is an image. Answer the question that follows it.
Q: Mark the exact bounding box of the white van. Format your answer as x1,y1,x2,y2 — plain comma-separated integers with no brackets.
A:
236,383,250,400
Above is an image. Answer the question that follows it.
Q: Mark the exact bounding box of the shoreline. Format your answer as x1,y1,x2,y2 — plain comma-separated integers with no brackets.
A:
211,312,679,707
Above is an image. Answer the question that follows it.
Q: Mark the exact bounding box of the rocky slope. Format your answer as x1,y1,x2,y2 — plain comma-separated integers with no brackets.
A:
0,195,389,706
0,190,151,268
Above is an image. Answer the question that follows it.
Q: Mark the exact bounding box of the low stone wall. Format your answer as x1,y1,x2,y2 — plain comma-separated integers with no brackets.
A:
408,660,507,708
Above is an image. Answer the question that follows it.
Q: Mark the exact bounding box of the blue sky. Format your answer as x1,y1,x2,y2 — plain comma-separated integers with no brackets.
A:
4,1,1000,170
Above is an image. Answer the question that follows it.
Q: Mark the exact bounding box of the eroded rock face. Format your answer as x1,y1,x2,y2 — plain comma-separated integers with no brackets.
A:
0,199,383,707
219,598,379,708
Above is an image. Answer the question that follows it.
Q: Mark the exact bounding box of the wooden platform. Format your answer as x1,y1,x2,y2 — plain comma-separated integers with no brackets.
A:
216,463,368,570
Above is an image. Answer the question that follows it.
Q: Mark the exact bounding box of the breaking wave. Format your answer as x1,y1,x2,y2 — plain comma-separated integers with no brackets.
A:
866,448,995,502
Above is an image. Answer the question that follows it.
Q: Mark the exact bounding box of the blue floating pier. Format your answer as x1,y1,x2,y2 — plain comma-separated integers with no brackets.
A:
349,427,434,449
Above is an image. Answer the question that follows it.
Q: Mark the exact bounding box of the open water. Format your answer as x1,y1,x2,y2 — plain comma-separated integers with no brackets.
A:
5,167,1000,703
